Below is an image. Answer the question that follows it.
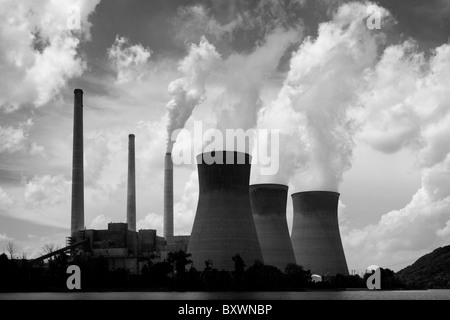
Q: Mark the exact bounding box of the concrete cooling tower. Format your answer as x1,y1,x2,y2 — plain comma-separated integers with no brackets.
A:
249,184,296,271
291,191,349,276
187,151,263,271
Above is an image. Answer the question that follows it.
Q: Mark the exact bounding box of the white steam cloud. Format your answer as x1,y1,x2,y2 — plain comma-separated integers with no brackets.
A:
215,27,299,132
257,2,391,191
165,36,221,152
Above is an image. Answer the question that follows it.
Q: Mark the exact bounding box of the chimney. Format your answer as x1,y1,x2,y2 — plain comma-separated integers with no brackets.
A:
164,153,174,238
291,191,349,276
127,134,136,231
71,89,84,237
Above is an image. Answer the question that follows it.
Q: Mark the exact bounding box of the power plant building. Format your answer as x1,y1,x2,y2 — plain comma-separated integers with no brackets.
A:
249,184,296,271
66,89,189,274
291,191,349,276
187,151,263,271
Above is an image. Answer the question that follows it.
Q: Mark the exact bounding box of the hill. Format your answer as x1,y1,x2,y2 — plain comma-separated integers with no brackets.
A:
397,245,450,289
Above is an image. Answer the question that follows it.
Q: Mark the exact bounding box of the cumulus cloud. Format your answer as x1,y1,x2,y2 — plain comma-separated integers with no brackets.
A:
343,40,450,270
0,233,13,242
0,118,44,155
108,35,152,84
0,187,13,211
90,215,109,229
24,175,70,209
174,5,242,45
137,213,163,231
0,0,100,112
174,0,305,49
437,220,450,237
174,171,199,235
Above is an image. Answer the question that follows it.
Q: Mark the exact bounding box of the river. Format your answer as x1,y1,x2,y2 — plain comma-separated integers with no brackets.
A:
1,290,450,300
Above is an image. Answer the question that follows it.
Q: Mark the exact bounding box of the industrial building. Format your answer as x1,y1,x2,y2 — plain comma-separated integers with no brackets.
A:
67,89,189,274
187,151,263,271
291,191,349,276
249,184,296,271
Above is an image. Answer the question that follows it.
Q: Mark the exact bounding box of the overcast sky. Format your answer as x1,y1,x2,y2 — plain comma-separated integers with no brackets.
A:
0,0,450,272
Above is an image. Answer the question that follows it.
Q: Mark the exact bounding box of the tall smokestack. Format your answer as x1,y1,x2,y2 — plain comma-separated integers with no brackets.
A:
127,134,136,232
71,89,84,237
291,191,349,276
164,153,174,238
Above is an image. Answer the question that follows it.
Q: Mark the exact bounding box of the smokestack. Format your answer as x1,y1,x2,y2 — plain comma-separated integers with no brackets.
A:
71,89,84,237
188,151,263,271
127,134,136,232
164,153,174,238
291,191,349,276
249,184,296,270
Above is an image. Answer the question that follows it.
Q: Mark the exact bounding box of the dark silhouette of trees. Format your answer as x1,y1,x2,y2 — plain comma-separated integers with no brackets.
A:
285,263,311,289
0,249,415,292
232,254,245,290
167,250,192,277
243,260,285,291
397,245,450,289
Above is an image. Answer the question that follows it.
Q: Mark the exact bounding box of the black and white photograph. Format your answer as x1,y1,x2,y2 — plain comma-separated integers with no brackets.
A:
0,0,450,305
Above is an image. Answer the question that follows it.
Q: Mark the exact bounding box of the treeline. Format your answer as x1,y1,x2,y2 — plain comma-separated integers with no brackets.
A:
0,251,404,292
397,245,450,289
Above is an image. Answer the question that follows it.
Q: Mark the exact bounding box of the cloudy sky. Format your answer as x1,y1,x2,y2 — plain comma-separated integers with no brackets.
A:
0,0,450,272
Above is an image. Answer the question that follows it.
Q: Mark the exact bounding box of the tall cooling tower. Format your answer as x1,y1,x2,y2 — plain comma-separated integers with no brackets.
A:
164,153,174,238
71,89,84,237
249,184,296,271
291,191,349,276
188,151,263,271
127,134,136,231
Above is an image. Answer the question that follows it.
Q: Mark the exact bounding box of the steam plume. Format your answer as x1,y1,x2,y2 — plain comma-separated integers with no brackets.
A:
165,36,220,152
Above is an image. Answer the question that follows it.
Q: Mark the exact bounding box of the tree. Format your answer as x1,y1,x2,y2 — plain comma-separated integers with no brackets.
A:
5,242,17,260
167,250,192,277
244,261,285,290
42,243,56,255
285,263,312,289
232,254,245,289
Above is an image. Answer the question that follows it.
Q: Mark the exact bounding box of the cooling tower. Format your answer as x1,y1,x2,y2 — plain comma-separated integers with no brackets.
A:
164,153,174,238
291,191,349,276
188,151,263,271
127,134,136,232
249,184,296,271
71,89,84,237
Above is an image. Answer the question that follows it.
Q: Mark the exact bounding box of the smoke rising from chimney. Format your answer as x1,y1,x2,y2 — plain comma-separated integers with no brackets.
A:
165,36,220,153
